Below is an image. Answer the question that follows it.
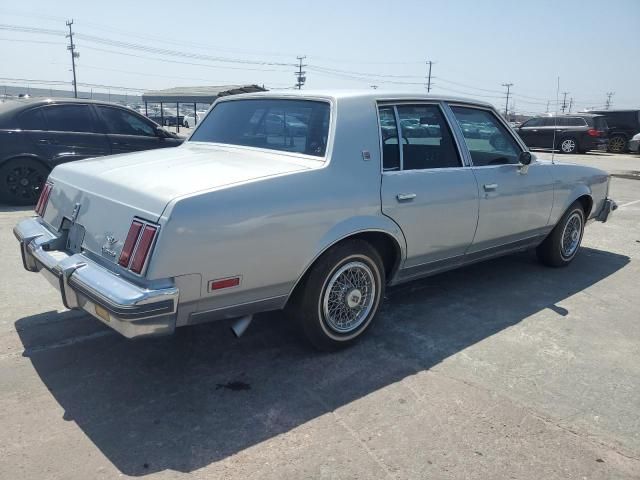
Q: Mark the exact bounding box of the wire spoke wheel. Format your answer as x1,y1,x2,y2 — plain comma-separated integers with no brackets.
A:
560,212,583,259
322,261,376,334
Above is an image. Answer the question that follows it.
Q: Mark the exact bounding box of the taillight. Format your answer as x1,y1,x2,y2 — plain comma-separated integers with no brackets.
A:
35,183,53,217
118,221,143,267
117,220,158,274
130,225,158,273
588,128,600,137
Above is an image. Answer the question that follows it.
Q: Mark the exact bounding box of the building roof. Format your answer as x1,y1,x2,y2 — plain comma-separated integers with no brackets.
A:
142,84,267,103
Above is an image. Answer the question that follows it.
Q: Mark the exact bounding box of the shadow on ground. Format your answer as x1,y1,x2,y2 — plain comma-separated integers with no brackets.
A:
15,247,630,476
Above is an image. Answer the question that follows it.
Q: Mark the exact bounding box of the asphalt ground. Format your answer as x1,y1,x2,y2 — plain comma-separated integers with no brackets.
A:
0,151,639,479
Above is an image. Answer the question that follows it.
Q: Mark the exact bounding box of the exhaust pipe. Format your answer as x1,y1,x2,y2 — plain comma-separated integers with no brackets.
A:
230,315,253,338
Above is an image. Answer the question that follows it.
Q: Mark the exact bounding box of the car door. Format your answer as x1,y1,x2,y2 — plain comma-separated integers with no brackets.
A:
516,117,543,147
95,105,181,153
27,104,111,165
449,105,555,256
379,103,479,280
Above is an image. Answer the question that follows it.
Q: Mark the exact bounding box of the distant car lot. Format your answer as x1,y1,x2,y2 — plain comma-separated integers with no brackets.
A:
0,150,638,478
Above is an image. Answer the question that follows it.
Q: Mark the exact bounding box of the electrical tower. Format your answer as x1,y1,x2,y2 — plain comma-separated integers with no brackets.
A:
66,19,79,98
561,91,569,113
426,61,433,92
605,92,614,110
568,97,573,113
295,56,307,90
502,83,513,118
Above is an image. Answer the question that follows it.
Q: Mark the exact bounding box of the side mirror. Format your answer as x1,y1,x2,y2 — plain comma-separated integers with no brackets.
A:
155,126,168,138
518,151,532,165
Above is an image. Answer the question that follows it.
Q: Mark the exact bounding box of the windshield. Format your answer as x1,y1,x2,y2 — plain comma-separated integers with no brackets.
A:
189,99,330,157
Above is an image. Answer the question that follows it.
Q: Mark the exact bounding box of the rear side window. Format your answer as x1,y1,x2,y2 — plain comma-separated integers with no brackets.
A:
19,108,47,130
43,105,95,133
378,104,460,170
97,106,155,136
569,117,587,126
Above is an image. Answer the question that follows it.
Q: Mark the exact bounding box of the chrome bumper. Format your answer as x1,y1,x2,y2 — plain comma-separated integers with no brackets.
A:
596,198,617,223
14,217,179,338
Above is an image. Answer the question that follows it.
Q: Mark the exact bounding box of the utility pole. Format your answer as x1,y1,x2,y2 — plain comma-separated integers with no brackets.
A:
561,91,569,113
546,100,550,113
295,56,307,90
605,92,614,110
66,19,79,98
502,83,513,118
568,97,573,113
426,60,433,92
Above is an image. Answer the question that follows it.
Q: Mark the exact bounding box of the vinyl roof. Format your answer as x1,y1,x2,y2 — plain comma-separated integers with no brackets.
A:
141,84,267,103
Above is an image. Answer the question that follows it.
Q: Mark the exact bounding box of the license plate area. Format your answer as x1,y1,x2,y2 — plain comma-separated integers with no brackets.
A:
66,223,85,254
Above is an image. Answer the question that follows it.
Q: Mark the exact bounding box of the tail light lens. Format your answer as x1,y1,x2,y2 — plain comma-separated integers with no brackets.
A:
117,219,158,274
130,225,158,273
35,183,53,217
588,128,601,137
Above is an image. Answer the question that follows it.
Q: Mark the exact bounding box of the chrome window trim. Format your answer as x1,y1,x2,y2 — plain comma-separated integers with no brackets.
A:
376,100,467,174
446,102,528,168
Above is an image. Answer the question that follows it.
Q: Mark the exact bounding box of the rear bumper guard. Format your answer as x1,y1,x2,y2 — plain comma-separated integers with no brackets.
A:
14,217,179,338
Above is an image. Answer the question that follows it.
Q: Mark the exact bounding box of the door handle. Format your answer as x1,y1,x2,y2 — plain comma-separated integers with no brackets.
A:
396,193,416,201
483,183,498,191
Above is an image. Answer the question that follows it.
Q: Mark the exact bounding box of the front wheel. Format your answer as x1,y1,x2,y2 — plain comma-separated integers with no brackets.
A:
290,239,385,351
536,202,585,267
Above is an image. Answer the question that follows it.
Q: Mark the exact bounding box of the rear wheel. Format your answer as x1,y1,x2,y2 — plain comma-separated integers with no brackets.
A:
559,137,578,154
537,201,585,267
607,135,627,153
289,239,385,351
0,158,50,205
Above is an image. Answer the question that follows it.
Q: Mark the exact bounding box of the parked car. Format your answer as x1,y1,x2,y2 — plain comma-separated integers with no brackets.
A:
516,114,609,154
0,98,183,205
589,109,640,153
182,111,208,128
629,132,640,153
14,91,616,351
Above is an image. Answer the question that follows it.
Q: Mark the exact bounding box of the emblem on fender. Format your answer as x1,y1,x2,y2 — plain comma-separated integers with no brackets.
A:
70,203,81,223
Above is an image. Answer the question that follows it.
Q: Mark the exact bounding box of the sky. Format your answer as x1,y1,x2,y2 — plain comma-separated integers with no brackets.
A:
1,0,639,114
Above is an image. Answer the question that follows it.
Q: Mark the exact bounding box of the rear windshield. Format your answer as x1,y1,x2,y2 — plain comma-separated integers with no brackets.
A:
189,99,330,157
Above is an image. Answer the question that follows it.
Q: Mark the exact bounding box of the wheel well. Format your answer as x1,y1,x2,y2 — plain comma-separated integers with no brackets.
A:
1,155,50,172
576,195,593,217
286,231,402,306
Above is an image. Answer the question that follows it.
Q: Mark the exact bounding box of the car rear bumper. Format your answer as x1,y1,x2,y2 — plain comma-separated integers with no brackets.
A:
596,198,617,223
14,217,179,338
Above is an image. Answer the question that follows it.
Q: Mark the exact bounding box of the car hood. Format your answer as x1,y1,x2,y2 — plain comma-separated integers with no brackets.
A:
50,142,317,217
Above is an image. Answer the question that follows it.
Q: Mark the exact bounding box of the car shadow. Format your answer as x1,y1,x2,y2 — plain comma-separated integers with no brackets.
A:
15,247,629,476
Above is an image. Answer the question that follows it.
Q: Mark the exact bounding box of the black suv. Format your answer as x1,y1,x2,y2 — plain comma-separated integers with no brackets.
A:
0,98,183,205
516,114,609,154
589,109,640,153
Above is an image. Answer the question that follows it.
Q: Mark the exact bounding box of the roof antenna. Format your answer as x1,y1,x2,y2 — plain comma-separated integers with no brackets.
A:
551,76,560,164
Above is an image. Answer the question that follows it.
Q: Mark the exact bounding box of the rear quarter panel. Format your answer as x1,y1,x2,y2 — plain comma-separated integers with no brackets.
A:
147,96,404,316
548,163,609,224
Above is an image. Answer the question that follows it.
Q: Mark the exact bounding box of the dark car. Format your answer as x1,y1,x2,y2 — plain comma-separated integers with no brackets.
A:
515,114,609,154
0,98,183,205
589,109,640,153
